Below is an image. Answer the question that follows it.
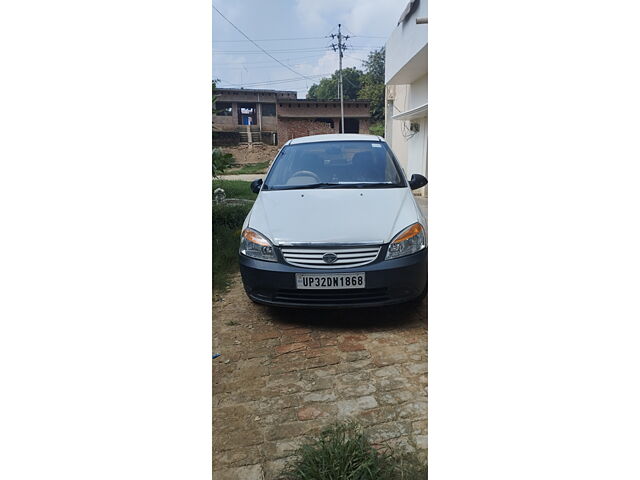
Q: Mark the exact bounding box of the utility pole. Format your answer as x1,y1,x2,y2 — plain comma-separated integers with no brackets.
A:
331,25,349,133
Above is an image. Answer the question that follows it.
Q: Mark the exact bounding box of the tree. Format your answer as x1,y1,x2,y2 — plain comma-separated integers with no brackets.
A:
212,79,220,113
306,68,364,100
358,82,384,123
305,49,386,126
362,47,385,85
358,48,385,123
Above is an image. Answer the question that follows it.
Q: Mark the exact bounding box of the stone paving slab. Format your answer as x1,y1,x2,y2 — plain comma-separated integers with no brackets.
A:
213,274,427,479
415,194,428,218
217,173,264,182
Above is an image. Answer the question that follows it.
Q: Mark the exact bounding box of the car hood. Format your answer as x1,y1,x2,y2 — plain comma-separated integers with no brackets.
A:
247,188,421,246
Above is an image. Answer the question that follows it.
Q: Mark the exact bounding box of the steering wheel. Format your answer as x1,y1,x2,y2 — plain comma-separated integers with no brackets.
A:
290,170,321,183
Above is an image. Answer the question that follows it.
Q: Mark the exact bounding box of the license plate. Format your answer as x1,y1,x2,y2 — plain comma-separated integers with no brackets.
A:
296,272,366,289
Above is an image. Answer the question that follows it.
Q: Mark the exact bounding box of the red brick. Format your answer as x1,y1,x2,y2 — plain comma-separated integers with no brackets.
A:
281,327,311,335
282,333,313,344
338,341,366,352
275,343,307,355
305,346,338,359
343,334,367,341
297,406,324,421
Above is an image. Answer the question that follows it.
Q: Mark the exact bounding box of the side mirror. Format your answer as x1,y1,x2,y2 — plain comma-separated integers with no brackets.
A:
408,174,427,190
250,178,263,194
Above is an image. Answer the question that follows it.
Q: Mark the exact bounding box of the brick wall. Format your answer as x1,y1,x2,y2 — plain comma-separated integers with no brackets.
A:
359,118,371,134
277,101,370,119
212,115,236,131
278,119,337,145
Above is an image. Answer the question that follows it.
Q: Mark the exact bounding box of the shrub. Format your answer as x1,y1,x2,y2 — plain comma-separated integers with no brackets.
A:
279,422,427,480
213,202,253,292
212,204,251,229
212,149,234,178
369,121,385,137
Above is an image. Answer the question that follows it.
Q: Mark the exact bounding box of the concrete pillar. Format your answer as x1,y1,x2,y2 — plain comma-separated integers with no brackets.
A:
232,102,239,127
256,103,262,131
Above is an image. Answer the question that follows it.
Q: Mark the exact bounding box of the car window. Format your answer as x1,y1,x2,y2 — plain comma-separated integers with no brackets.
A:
263,141,404,190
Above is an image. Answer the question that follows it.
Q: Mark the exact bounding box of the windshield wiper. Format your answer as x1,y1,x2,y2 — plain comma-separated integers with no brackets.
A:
267,183,341,191
323,182,401,189
267,182,402,191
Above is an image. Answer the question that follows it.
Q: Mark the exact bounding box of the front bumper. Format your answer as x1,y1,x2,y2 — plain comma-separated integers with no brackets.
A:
239,247,427,308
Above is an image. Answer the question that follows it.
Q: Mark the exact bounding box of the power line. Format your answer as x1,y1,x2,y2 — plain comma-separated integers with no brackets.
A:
218,74,330,88
344,54,368,63
213,48,332,54
217,61,330,71
213,54,329,66
213,36,330,42
217,74,328,85
212,5,317,82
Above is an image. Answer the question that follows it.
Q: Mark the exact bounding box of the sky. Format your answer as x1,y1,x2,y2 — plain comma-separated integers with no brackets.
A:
212,0,409,98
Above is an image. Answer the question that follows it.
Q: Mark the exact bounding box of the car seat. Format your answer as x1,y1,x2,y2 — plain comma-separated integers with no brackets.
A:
293,153,326,181
351,151,377,182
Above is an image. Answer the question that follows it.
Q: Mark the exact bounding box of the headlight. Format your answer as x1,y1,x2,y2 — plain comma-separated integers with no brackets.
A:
385,223,426,260
239,228,277,262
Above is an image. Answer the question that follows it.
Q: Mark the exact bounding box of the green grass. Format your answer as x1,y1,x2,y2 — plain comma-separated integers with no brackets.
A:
227,161,270,175
212,180,258,201
213,181,256,293
279,422,427,480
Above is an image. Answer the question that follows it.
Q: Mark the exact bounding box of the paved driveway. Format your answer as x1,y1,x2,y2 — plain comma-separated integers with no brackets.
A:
213,275,427,479
415,195,427,218
217,174,264,182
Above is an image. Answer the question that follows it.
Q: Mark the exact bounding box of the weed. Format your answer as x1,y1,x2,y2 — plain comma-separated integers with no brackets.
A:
279,422,427,480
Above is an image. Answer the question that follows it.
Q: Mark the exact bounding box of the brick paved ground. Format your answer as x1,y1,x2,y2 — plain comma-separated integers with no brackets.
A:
213,274,427,479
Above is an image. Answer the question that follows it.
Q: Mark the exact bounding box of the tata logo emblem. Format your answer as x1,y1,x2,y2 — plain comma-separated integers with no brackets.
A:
322,253,338,264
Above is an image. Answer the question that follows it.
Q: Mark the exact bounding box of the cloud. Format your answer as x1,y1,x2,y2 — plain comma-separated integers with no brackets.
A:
213,0,409,94
294,0,407,37
294,0,348,31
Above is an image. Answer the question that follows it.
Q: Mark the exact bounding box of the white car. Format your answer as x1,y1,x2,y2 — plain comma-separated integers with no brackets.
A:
238,134,427,308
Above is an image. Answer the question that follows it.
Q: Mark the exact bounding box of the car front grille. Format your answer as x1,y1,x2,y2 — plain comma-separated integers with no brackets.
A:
280,246,381,269
273,288,389,305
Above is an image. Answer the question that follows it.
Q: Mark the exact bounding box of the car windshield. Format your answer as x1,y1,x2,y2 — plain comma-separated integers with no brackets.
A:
263,141,405,190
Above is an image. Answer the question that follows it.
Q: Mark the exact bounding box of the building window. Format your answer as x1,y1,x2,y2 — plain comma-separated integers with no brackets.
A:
214,102,233,116
262,103,276,116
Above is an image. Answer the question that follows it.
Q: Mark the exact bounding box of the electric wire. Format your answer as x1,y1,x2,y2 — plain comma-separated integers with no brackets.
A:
213,5,317,82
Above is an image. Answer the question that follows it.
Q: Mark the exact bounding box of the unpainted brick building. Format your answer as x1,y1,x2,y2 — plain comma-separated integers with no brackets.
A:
213,88,371,146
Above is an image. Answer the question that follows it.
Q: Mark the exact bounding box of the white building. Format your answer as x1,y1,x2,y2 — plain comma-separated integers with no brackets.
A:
385,0,427,196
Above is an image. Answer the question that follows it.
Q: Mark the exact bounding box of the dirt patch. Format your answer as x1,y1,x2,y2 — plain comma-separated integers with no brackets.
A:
221,144,280,166
213,274,427,479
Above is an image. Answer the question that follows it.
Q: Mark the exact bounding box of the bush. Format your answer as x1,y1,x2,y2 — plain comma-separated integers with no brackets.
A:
369,122,385,137
213,202,253,292
212,131,241,146
279,422,427,480
213,204,252,229
213,149,234,178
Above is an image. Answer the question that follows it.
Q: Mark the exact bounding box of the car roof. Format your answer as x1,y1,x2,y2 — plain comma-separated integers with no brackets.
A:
286,134,384,145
